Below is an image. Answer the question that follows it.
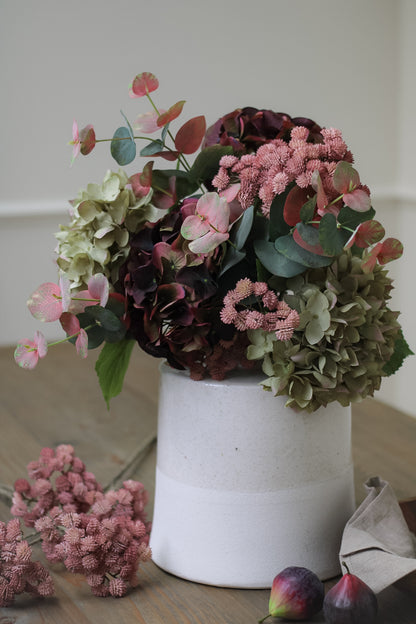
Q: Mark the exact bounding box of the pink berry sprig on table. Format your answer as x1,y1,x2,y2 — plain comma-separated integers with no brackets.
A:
0,518,54,606
5,446,152,602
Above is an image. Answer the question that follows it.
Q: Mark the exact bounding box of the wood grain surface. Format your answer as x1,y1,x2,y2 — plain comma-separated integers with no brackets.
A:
0,344,415,623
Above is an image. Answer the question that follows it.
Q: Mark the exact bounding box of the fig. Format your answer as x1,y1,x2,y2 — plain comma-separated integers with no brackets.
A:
323,564,378,624
258,566,324,622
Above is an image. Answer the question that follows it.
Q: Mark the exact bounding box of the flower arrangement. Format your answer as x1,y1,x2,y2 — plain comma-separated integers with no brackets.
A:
15,72,412,411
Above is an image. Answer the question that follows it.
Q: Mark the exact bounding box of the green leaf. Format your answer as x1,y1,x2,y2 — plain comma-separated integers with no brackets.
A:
95,339,136,408
139,139,164,157
300,195,317,223
296,222,320,247
73,314,105,349
318,214,349,256
189,145,233,186
150,168,198,202
383,330,414,376
231,205,254,250
120,110,134,141
254,239,305,277
269,185,293,240
161,122,170,144
84,306,122,332
219,247,246,277
275,235,333,268
111,127,137,165
337,205,376,229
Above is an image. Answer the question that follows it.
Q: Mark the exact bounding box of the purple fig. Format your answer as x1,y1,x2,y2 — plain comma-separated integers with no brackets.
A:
323,564,378,624
259,566,324,622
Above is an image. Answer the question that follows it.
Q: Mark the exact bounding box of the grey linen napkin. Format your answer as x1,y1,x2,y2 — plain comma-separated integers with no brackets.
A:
339,476,416,593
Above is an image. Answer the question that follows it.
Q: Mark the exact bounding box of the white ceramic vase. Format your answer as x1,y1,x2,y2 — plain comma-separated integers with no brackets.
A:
150,364,356,588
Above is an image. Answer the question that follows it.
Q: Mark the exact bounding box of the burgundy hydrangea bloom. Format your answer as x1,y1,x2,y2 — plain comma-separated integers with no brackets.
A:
0,518,54,606
121,208,225,370
11,445,102,527
203,106,323,154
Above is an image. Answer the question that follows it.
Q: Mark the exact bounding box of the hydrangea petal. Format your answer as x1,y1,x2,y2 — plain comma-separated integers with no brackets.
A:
14,332,47,370
27,283,63,322
196,193,229,233
76,328,88,358
60,312,81,336
188,231,229,254
181,214,211,240
343,189,371,212
133,111,165,134
87,274,109,307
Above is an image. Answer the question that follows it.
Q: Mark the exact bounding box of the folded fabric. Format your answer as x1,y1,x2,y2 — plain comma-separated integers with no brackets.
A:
339,476,416,593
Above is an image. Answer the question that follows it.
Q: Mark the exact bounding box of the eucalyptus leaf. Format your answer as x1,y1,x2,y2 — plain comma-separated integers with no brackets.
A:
139,139,164,157
84,305,122,332
300,195,317,223
231,205,254,250
161,122,170,144
95,339,136,408
254,239,305,277
318,214,349,256
275,235,333,268
337,205,376,229
120,110,134,141
111,127,137,166
269,185,293,240
296,222,320,247
219,247,246,277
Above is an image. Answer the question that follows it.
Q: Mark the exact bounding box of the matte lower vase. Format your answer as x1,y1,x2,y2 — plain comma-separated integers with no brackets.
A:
150,364,356,588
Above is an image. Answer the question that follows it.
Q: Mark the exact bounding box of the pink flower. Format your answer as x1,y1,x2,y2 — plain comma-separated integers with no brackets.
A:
69,121,96,165
69,120,81,163
129,72,159,98
27,275,71,322
69,274,109,314
133,110,166,134
14,331,48,370
181,192,230,254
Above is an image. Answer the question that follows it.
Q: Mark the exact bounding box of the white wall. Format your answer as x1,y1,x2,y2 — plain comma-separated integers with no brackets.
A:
1,0,415,415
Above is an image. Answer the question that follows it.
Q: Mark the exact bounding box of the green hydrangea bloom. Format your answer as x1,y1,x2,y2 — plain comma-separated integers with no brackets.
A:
55,170,166,289
247,251,401,412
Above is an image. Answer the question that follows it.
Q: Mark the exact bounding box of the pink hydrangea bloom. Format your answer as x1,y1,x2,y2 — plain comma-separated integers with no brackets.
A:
181,192,230,254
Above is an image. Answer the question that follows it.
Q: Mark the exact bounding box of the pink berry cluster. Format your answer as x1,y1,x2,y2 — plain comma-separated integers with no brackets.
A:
35,480,151,597
213,127,356,215
0,518,54,606
11,445,103,527
8,445,151,600
220,278,300,340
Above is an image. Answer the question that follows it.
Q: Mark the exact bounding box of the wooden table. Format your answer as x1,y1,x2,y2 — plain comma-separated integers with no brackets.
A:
0,344,415,623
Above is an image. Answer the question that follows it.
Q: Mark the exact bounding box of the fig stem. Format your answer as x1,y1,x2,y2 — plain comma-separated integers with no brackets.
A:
341,561,351,575
258,615,271,623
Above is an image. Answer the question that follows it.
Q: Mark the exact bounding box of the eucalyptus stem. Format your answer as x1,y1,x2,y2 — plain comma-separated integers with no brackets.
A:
145,91,192,172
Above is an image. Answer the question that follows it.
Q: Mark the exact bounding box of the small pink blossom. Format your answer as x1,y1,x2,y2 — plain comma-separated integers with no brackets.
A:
221,280,299,340
69,274,109,314
133,110,166,134
69,121,96,165
14,331,48,370
27,276,71,322
75,328,88,359
181,192,230,254
129,72,159,98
